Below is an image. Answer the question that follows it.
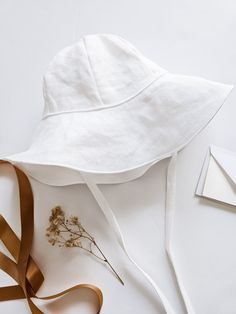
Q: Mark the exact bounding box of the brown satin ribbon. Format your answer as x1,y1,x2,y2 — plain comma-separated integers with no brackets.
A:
0,160,103,313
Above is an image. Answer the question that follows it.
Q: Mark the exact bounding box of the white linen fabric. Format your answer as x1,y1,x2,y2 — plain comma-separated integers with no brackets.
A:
1,34,233,313
5,34,233,178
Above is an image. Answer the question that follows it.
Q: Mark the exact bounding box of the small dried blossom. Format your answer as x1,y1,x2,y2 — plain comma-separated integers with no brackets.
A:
46,206,124,285
49,206,65,225
70,216,79,225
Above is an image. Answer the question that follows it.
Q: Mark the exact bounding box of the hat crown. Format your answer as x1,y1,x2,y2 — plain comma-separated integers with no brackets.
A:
42,34,166,116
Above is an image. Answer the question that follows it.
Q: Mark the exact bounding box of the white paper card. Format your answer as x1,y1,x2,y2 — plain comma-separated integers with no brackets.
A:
196,145,236,207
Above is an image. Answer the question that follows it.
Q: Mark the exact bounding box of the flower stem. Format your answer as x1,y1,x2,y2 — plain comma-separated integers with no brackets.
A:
94,240,124,286
83,228,124,286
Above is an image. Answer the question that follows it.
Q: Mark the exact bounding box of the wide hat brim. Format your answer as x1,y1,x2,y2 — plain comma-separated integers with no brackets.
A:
4,72,233,185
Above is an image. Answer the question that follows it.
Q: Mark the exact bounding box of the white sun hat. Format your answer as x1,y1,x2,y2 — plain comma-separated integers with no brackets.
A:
3,34,233,314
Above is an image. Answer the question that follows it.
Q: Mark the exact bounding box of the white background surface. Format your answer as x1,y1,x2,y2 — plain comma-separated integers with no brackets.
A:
0,1,236,313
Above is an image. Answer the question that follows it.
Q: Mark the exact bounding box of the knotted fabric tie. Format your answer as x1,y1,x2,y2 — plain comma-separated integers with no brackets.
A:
0,160,103,313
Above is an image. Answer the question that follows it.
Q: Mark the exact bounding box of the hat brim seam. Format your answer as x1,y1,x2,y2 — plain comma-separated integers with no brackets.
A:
42,71,168,119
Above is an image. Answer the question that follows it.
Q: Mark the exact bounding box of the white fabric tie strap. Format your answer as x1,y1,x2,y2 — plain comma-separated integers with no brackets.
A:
165,153,195,314
80,171,176,314
80,154,195,314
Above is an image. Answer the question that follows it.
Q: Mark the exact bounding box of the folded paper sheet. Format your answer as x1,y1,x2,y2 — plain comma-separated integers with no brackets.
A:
196,145,236,207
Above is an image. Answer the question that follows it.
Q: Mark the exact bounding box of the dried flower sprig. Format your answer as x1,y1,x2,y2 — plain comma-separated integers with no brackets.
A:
46,206,124,285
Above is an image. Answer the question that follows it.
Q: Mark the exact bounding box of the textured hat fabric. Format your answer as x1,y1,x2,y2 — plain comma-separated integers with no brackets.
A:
4,34,233,185
2,34,234,314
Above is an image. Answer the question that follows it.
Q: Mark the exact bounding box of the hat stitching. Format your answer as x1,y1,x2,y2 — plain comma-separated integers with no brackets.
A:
82,37,104,106
42,71,168,119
